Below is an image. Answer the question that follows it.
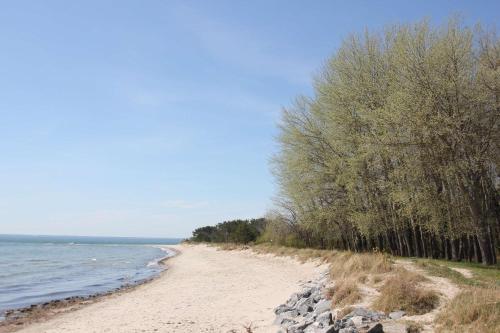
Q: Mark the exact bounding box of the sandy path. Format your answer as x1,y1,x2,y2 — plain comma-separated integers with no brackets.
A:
17,244,325,333
390,260,460,333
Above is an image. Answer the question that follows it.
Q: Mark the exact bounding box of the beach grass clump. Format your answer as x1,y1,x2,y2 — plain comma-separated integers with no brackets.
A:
327,277,361,307
251,244,335,263
329,251,393,280
372,269,439,315
435,287,500,333
216,243,248,251
336,305,355,319
404,321,423,333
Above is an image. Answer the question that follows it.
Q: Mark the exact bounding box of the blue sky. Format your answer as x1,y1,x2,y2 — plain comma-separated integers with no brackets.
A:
0,1,498,238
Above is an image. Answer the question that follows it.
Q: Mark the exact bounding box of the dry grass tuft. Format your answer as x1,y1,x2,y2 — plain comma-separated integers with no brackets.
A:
371,274,383,284
337,305,355,319
329,252,393,280
435,287,500,333
372,269,439,315
327,277,361,307
217,243,241,251
405,321,423,333
242,322,254,333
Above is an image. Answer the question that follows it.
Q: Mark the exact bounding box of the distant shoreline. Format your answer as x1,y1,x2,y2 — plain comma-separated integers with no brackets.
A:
0,246,179,333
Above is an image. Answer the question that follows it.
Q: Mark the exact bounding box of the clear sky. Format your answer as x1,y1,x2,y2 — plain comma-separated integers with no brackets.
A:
0,1,498,238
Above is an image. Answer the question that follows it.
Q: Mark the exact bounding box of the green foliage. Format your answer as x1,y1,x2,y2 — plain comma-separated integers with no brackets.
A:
191,226,218,242
191,218,266,244
272,18,500,264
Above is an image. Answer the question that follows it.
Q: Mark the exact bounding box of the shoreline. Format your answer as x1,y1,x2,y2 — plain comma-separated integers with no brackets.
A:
0,246,180,333
7,244,325,333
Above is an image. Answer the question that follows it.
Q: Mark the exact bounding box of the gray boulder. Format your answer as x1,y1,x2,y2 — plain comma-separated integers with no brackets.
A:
343,307,369,318
274,315,297,326
316,311,333,327
300,289,312,298
388,311,405,320
313,299,331,315
296,297,314,315
304,323,321,333
304,311,317,321
321,326,338,333
288,318,314,333
344,318,356,328
287,293,300,307
342,307,385,322
275,304,291,315
339,328,357,333
348,315,364,327
312,292,323,303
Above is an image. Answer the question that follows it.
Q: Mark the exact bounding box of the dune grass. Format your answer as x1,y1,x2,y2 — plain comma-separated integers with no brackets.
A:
404,321,424,333
372,269,439,315
435,287,500,333
241,243,394,277
251,244,336,263
327,251,393,279
327,277,361,307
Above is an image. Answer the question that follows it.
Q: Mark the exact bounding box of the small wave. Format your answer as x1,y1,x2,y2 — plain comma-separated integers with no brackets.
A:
146,260,159,267
146,248,174,268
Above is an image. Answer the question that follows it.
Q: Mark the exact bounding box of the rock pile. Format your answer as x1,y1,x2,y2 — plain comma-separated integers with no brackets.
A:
274,273,397,333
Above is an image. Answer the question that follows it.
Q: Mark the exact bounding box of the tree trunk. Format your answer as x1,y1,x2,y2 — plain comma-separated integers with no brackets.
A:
477,226,495,265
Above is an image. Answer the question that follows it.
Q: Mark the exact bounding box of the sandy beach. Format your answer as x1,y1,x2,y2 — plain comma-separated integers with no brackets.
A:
14,244,325,333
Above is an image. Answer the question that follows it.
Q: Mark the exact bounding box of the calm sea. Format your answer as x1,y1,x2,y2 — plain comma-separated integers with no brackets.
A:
0,234,182,318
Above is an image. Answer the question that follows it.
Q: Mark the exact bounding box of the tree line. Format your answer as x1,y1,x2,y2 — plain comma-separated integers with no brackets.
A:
191,218,267,244
269,19,499,265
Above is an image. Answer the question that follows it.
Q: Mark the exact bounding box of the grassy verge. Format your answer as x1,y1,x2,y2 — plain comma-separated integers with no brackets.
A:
411,258,500,288
409,258,500,332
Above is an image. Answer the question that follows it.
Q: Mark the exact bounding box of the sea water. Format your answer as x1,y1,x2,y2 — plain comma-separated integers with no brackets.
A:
0,234,181,318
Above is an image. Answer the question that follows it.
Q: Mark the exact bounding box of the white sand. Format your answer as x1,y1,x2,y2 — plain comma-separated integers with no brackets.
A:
17,244,325,333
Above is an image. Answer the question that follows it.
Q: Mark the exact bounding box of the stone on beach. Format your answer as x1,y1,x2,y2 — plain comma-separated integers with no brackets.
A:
388,310,405,320
313,299,331,315
274,277,385,333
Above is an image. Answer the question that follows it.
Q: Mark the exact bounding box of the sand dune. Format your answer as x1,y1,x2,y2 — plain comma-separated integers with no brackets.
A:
17,244,325,333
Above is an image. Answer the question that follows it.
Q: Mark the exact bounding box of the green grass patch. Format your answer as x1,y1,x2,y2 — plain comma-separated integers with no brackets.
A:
411,258,500,288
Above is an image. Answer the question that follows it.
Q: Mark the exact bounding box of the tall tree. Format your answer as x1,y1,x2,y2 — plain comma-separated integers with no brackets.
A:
271,19,499,264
